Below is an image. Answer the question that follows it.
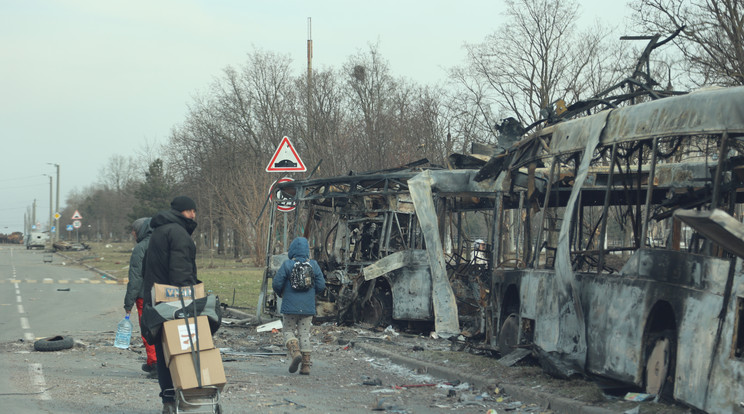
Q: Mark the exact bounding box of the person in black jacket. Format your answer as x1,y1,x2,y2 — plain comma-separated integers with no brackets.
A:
143,196,199,414
123,217,156,376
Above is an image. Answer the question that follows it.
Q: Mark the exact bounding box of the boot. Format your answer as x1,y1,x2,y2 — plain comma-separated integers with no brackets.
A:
286,339,302,373
300,352,312,375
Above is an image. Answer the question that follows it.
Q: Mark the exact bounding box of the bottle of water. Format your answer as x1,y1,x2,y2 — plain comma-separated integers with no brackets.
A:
114,314,133,349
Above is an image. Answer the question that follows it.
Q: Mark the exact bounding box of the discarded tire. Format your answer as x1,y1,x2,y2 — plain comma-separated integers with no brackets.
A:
34,335,74,352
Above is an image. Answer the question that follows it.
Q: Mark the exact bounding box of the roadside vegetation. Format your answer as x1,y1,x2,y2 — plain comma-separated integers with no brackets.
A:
57,242,263,311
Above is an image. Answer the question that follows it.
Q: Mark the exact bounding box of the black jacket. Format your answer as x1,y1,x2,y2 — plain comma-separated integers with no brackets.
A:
143,209,200,306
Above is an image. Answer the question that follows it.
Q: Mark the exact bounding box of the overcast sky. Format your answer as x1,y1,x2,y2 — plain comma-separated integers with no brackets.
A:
0,0,631,234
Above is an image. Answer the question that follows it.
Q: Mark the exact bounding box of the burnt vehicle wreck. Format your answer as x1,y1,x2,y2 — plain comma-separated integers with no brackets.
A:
257,164,501,337
257,55,744,413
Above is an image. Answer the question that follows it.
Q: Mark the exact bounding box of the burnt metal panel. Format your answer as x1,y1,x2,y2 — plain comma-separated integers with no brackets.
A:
388,265,434,320
550,110,611,156
675,208,744,259
409,171,460,337
544,87,744,157
620,249,729,294
601,86,744,143
550,113,606,372
706,259,744,414
502,251,734,411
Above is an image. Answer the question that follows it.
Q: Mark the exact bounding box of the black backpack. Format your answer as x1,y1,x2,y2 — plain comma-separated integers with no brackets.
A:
289,260,314,291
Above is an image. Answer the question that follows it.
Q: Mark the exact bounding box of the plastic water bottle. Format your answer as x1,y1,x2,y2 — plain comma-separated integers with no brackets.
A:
114,314,133,349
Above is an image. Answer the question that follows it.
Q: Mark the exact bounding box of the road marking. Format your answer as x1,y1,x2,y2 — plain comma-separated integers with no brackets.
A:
8,278,120,285
17,304,24,314
20,317,30,330
24,332,34,342
28,363,51,401
16,295,22,303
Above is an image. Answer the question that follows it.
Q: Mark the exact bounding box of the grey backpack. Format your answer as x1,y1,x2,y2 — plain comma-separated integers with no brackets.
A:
289,260,313,291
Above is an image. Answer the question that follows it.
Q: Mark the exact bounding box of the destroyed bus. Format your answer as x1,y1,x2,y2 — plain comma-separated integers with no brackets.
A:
257,85,744,411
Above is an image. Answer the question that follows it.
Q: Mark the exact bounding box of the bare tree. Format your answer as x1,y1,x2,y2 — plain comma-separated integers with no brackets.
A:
457,0,619,137
633,0,744,86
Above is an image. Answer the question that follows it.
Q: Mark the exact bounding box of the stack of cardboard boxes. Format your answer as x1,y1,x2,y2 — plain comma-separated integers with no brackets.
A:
155,284,226,391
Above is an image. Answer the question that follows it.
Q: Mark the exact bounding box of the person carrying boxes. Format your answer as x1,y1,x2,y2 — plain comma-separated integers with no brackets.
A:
143,196,200,414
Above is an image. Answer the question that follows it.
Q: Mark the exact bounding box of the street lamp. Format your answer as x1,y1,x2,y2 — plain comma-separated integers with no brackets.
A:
47,163,60,243
43,174,53,246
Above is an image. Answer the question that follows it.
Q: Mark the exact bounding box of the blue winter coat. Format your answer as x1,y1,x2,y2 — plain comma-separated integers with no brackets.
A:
272,237,325,315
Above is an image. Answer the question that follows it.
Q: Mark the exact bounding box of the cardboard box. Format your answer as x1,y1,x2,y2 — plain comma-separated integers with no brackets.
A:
169,348,226,390
153,283,206,304
162,316,215,364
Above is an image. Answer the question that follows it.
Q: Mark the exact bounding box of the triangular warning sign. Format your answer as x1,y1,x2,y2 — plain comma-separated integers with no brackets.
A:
266,136,307,172
71,210,83,220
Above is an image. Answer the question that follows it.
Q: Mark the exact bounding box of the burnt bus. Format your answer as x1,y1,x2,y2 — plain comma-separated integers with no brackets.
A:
481,86,744,413
257,85,744,412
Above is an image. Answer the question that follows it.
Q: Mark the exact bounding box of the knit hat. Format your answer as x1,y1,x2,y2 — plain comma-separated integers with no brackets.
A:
170,196,197,212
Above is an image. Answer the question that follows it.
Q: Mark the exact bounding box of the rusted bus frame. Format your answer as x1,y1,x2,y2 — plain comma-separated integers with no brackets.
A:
273,171,422,203
495,88,744,272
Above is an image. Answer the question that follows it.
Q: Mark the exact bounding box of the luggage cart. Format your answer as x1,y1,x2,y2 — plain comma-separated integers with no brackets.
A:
168,287,224,413
172,386,222,413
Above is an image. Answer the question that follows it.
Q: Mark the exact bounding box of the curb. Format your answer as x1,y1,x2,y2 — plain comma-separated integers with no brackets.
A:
54,252,118,281
355,342,618,414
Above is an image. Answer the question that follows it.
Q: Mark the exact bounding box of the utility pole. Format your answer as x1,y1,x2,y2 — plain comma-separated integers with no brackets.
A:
44,174,52,246
48,163,60,243
307,17,313,143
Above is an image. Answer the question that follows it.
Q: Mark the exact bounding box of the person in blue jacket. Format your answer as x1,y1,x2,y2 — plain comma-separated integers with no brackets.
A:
272,237,325,375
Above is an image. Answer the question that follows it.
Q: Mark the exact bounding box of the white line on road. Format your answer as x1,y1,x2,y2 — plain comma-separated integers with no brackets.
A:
17,304,24,314
28,363,51,401
24,332,34,342
20,317,30,330
16,295,22,303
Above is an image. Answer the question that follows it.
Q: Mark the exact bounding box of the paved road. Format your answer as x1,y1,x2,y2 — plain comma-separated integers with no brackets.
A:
0,246,124,413
1,246,517,414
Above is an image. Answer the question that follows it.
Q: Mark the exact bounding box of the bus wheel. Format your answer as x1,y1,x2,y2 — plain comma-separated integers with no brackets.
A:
498,313,519,356
357,287,393,328
644,330,676,398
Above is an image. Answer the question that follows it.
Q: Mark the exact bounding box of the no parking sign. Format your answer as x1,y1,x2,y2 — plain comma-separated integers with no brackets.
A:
269,177,296,212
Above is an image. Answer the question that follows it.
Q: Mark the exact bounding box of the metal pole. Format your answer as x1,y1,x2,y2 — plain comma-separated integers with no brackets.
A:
598,144,618,273
55,164,60,243
46,175,52,245
641,138,658,246
533,156,557,267
47,163,60,243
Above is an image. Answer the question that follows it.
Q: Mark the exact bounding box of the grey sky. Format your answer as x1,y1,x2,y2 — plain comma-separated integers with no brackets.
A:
0,0,630,234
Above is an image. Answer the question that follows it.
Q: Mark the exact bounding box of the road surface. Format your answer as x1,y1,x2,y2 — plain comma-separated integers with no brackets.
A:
0,246,513,413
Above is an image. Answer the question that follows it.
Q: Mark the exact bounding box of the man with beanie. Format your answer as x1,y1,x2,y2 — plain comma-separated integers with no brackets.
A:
143,196,199,414
123,217,156,377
